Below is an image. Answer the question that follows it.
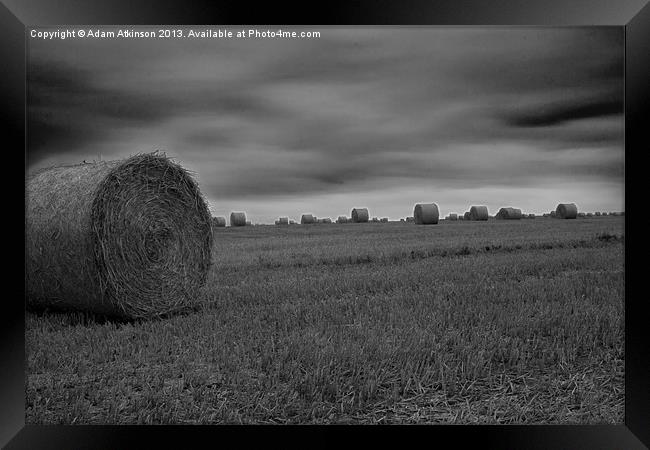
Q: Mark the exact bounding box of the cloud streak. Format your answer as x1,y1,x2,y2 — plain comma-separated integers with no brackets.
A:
27,27,624,220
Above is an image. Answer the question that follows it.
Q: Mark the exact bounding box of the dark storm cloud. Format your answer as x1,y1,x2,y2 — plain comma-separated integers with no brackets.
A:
503,93,623,127
27,58,281,165
27,27,624,216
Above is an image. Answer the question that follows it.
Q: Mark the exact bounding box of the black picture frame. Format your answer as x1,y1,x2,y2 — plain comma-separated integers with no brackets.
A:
2,0,648,448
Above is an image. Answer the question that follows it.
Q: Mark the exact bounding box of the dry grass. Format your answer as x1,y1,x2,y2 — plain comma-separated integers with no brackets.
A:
26,216,624,424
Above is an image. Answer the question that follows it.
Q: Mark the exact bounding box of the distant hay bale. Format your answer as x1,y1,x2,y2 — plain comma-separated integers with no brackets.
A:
463,211,471,220
542,213,549,217
528,213,536,219
578,212,586,218
230,212,247,227
278,217,289,225
595,211,601,216
586,212,593,217
413,203,439,225
550,210,557,218
496,207,523,220
469,205,488,221
336,216,348,224
380,217,388,223
371,217,379,223
447,213,458,221
301,214,316,224
556,203,578,219
351,208,369,223
406,216,415,223
212,216,226,227
602,212,608,216
400,218,405,222
26,153,213,320
289,220,296,224
319,218,332,224
274,220,279,225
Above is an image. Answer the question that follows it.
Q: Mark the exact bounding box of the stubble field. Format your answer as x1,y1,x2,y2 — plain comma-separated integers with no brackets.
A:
26,216,625,424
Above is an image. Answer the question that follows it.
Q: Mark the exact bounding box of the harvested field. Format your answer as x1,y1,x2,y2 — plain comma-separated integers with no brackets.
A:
26,216,624,424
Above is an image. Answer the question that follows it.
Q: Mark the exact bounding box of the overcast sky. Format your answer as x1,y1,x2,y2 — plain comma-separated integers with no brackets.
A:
28,27,624,221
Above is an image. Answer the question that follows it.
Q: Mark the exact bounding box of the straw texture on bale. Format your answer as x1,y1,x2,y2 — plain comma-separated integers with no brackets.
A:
556,203,578,219
212,216,226,227
413,203,439,225
26,153,213,319
301,214,316,224
230,212,247,226
496,207,523,220
469,205,488,221
351,208,369,223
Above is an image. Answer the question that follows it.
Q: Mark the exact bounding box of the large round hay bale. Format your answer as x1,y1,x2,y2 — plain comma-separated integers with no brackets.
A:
413,203,439,225
556,203,578,219
496,207,523,220
301,214,316,224
230,212,247,226
26,153,213,319
469,205,488,221
351,208,369,223
212,216,226,227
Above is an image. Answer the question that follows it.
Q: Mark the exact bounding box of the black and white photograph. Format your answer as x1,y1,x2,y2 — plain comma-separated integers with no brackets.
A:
25,25,625,425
